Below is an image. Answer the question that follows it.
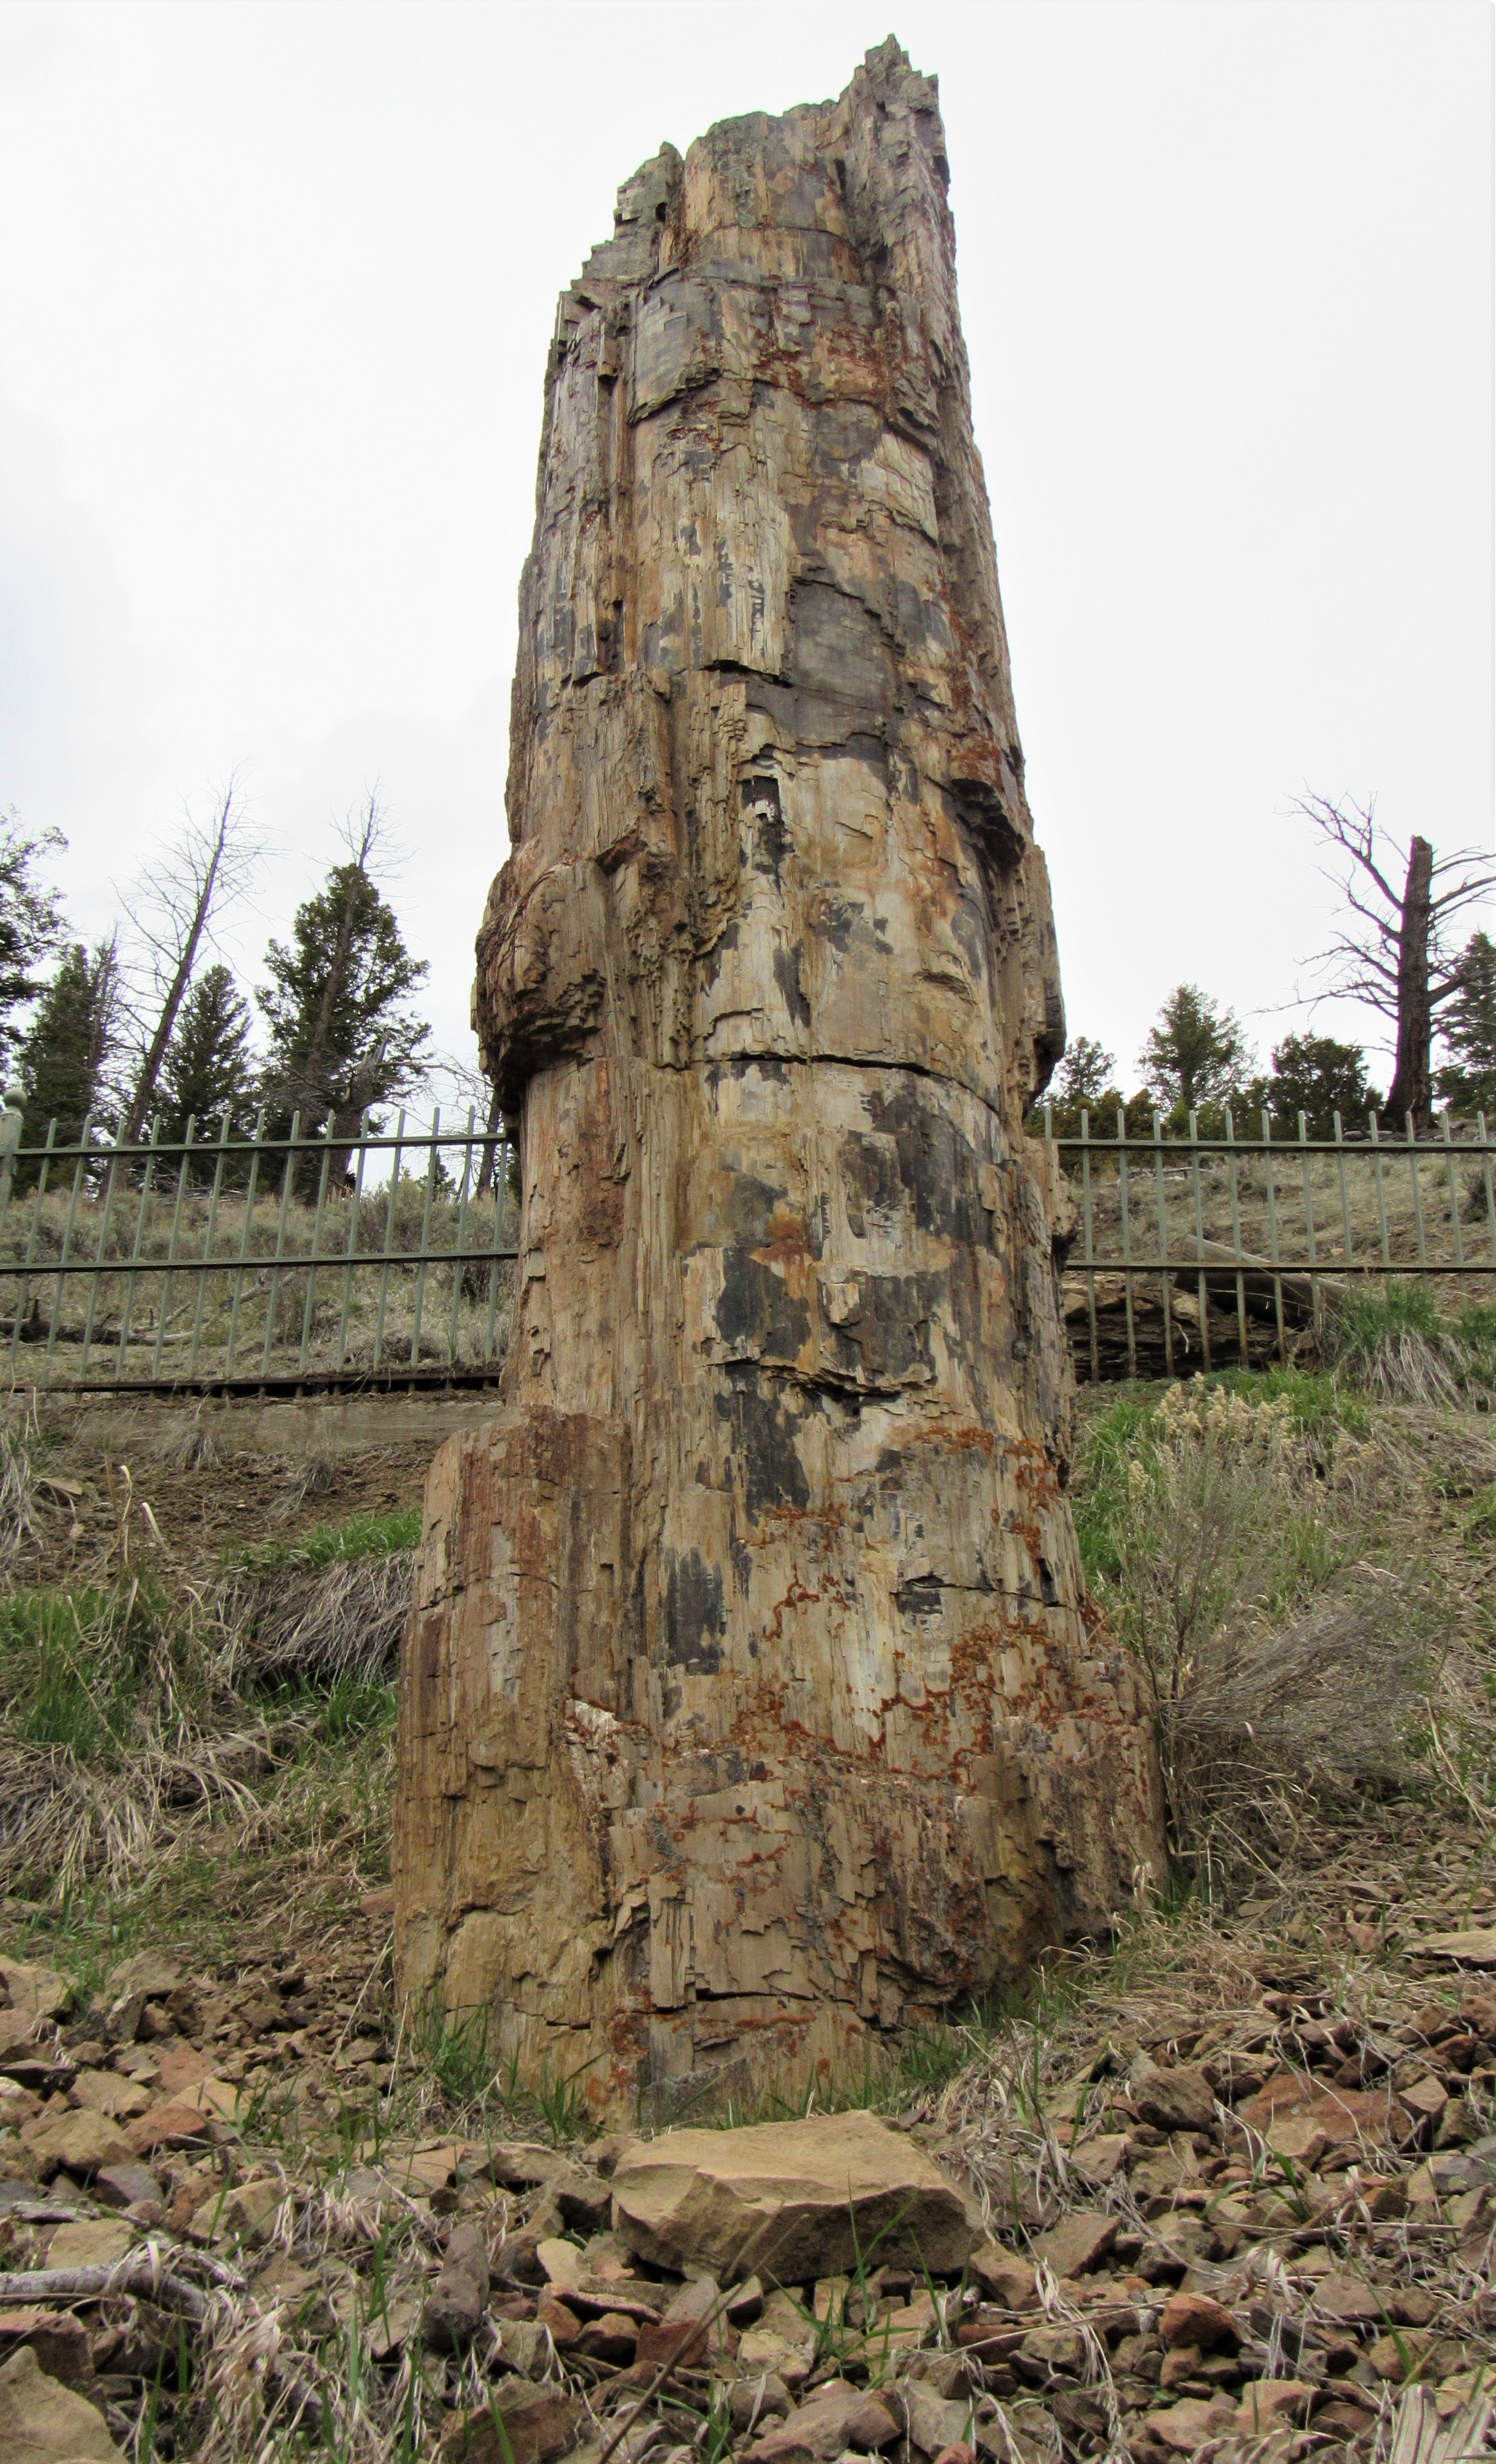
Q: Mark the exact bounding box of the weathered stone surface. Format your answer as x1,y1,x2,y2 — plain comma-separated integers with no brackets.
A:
1130,2059,1217,2136
1158,2290,1240,2351
394,34,1164,2122
1029,2209,1116,2279
0,2344,122,2462
424,2221,490,2352
21,2108,133,2179
438,2381,581,2464
609,2112,973,2281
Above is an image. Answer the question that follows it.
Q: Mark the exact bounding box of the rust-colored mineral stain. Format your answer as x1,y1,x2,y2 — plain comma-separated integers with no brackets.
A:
393,37,1164,2125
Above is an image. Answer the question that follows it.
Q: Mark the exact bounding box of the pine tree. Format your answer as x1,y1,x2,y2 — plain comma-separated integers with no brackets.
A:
1139,985,1253,1116
17,939,122,1168
1437,930,1496,1121
258,802,429,1171
1264,1034,1379,1139
1029,1037,1127,1138
0,815,67,1070
157,964,257,1146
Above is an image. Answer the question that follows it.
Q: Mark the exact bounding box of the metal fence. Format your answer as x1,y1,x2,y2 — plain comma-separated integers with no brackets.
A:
6,1088,1494,1397
1051,1103,1496,1382
0,1099,519,1396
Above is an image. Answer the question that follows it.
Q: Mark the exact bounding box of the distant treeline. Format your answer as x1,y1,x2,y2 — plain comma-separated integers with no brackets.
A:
0,788,456,1178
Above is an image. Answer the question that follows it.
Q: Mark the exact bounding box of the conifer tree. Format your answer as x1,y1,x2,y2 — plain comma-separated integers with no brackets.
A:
0,815,67,1070
1140,985,1253,1116
1437,929,1496,1120
258,799,429,1173
1264,1034,1379,1139
17,939,122,1163
157,963,257,1148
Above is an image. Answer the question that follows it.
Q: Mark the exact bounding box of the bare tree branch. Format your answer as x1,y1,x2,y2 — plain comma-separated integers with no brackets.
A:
118,774,260,1141
1296,793,1494,1131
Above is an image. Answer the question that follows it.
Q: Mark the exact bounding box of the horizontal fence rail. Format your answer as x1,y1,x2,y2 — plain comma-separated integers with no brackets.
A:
1048,1103,1496,1383
0,1101,519,1395
5,1093,1493,1396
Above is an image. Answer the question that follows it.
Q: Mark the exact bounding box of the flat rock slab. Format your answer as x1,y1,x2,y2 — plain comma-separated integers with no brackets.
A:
1421,1929,1496,1964
610,2112,974,2282
1029,2210,1116,2279
0,2342,123,2462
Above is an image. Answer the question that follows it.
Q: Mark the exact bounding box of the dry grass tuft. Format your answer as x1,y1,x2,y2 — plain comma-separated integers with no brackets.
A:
0,1535,411,1901
212,1552,411,1690
1320,1276,1472,1408
0,1401,38,1573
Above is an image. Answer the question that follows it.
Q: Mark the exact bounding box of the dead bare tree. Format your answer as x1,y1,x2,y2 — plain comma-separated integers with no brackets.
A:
118,776,260,1144
1299,794,1494,1134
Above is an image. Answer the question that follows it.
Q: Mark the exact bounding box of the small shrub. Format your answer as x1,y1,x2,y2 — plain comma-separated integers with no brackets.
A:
1321,1277,1466,1407
1078,1375,1434,1881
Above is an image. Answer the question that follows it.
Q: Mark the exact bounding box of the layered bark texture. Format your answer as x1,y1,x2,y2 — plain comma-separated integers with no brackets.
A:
395,38,1165,2122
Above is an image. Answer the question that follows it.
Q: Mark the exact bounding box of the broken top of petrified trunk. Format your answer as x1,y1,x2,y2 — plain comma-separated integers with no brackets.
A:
395,37,1165,2125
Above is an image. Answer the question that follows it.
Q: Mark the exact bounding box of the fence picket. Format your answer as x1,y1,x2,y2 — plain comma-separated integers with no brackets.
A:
5,1108,1493,1398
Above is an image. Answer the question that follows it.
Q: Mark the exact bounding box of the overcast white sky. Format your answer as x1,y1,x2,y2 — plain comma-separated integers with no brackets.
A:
1,0,1491,1110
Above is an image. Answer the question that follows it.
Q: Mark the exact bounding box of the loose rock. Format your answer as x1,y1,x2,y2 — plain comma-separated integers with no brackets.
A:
610,2114,974,2281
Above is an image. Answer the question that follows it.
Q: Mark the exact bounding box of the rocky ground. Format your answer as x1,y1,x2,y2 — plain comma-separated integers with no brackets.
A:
2,1376,1495,2461
2,1793,1495,2463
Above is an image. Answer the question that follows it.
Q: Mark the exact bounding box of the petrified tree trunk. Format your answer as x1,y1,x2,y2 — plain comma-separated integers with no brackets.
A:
395,37,1165,2123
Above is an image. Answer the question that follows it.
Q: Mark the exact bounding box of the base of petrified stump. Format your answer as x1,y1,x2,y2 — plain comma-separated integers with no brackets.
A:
393,1406,1159,2127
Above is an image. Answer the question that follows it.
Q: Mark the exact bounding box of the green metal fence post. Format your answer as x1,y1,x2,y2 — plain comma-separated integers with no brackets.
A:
8,1113,53,1368
447,1105,476,1365
297,1121,337,1374
79,1126,127,1376
1115,1106,1136,1378
1079,1109,1099,1383
1406,1111,1428,1268
1188,1109,1211,1372
187,1116,233,1377
223,1109,266,1380
409,1108,440,1367
45,1117,95,1361
1298,1112,1318,1329
1261,1111,1287,1363
1480,1113,1496,1269
1443,1110,1466,1272
334,1112,370,1373
1333,1110,1355,1268
261,1112,301,1376
116,1120,161,1371
1368,1111,1392,1269
1224,1105,1248,1365
374,1109,406,1372
1151,1110,1174,1377
151,1120,198,1377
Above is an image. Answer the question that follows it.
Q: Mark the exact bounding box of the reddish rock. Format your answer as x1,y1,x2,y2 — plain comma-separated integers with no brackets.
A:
0,2306,93,2387
1235,2072,1397,2147
1130,2061,1216,2136
1158,2291,1241,2353
534,2294,580,2351
969,2245,1040,2311
1235,2379,1316,2436
439,2383,582,2464
633,2273,721,2374
125,2100,212,2156
1031,2211,1117,2278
